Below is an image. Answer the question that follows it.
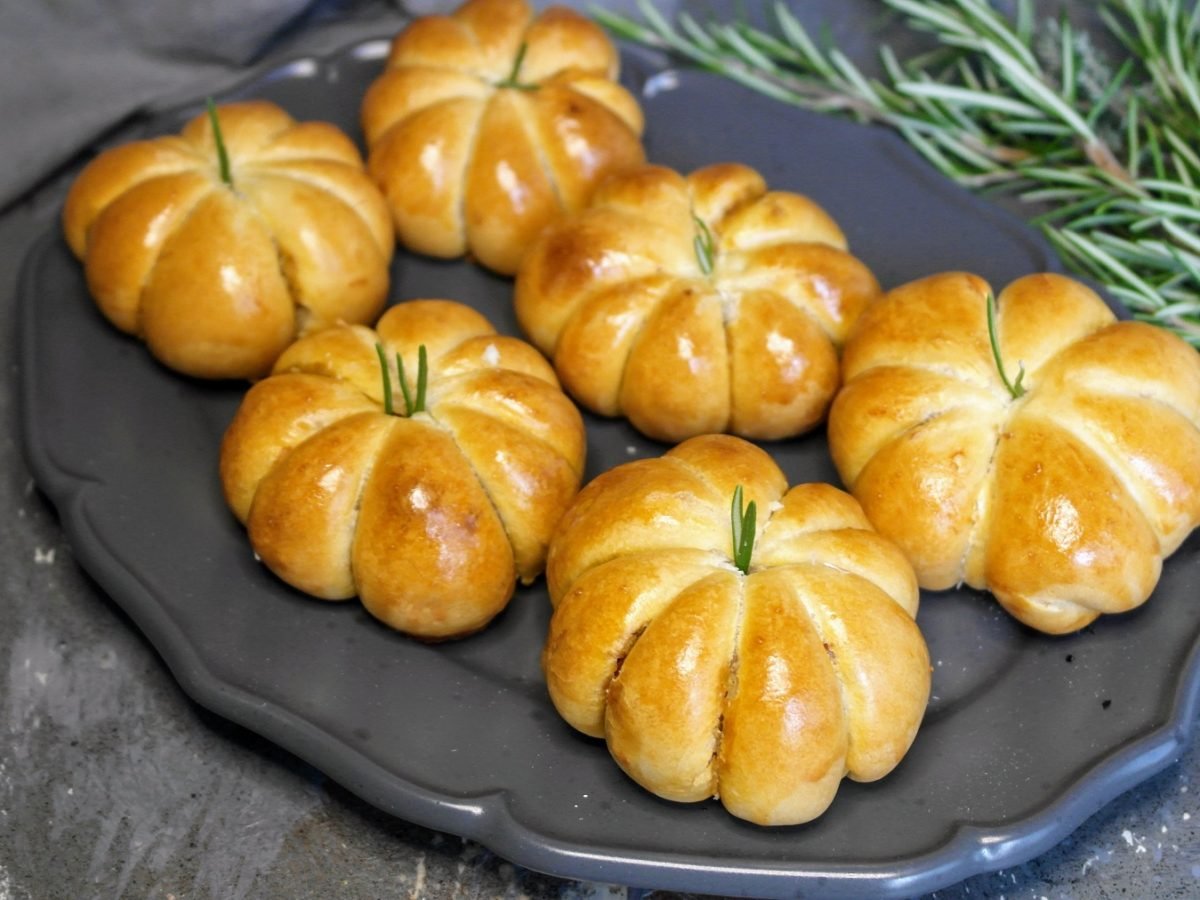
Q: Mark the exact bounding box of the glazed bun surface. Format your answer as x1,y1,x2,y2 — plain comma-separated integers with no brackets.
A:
516,162,881,442
221,299,586,640
829,271,1200,634
362,0,645,274
543,434,929,825
63,100,392,379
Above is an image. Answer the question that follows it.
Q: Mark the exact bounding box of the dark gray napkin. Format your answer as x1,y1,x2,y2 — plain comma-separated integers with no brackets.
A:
0,0,680,210
0,0,405,209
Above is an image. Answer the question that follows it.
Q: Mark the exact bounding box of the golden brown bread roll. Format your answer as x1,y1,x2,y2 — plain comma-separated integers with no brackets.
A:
543,434,930,826
62,100,393,380
361,0,645,275
514,162,882,442
220,299,586,640
828,271,1200,634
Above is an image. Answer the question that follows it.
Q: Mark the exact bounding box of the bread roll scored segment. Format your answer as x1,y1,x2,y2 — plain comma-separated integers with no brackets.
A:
716,568,848,826
81,170,211,333
220,373,377,523
62,137,200,258
352,415,517,639
247,411,392,600
138,188,296,379
605,570,741,803
542,548,726,737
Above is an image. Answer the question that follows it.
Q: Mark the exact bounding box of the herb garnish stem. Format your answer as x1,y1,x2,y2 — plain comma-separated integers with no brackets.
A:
986,291,1027,399
375,342,429,417
731,485,757,575
594,0,1200,348
396,352,414,417
496,42,537,91
415,345,429,413
205,98,234,189
693,213,716,276
375,342,395,416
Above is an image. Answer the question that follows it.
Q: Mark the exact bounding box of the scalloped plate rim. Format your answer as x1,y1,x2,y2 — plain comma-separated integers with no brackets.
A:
16,34,1200,900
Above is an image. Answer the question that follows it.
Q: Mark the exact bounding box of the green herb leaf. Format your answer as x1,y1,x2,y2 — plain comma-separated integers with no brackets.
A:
986,291,1027,399
730,485,758,575
376,342,429,417
594,0,1200,348
414,345,429,414
692,213,716,275
495,42,538,91
205,98,234,189
396,351,413,417
375,342,395,416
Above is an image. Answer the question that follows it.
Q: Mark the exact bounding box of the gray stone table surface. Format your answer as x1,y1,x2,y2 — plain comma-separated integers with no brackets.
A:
4,1,1200,898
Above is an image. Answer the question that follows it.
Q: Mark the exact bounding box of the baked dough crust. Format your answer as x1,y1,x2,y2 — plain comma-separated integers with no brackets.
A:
63,100,392,379
220,299,586,639
543,434,929,825
515,162,881,441
829,272,1200,634
361,0,645,274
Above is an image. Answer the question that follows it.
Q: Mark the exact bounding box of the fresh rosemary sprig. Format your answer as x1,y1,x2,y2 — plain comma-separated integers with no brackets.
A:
594,0,1200,347
495,42,538,91
374,342,429,417
205,98,233,189
730,485,757,575
986,291,1026,399
692,212,716,275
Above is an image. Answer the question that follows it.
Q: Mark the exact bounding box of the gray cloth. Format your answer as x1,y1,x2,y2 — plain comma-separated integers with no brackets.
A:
0,0,415,209
0,0,681,211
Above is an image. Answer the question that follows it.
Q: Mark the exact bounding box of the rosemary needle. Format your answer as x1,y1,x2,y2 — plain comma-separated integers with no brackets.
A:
594,0,1200,347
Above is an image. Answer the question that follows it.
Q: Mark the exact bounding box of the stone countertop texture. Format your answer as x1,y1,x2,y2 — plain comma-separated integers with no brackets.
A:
3,1,1200,898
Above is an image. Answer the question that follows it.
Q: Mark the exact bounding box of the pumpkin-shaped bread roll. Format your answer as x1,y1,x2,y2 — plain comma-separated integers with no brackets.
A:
543,434,930,826
515,162,882,442
63,100,393,379
828,272,1200,634
361,0,645,275
220,300,586,640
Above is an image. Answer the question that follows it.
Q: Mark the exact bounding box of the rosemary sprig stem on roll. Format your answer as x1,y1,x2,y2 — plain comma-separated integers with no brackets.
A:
986,291,1026,399
496,41,538,91
731,485,757,575
414,344,429,412
374,342,429,417
593,0,1200,346
204,98,234,189
691,212,716,276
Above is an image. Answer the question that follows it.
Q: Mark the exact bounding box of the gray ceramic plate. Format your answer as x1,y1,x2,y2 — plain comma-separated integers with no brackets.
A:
18,37,1200,900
